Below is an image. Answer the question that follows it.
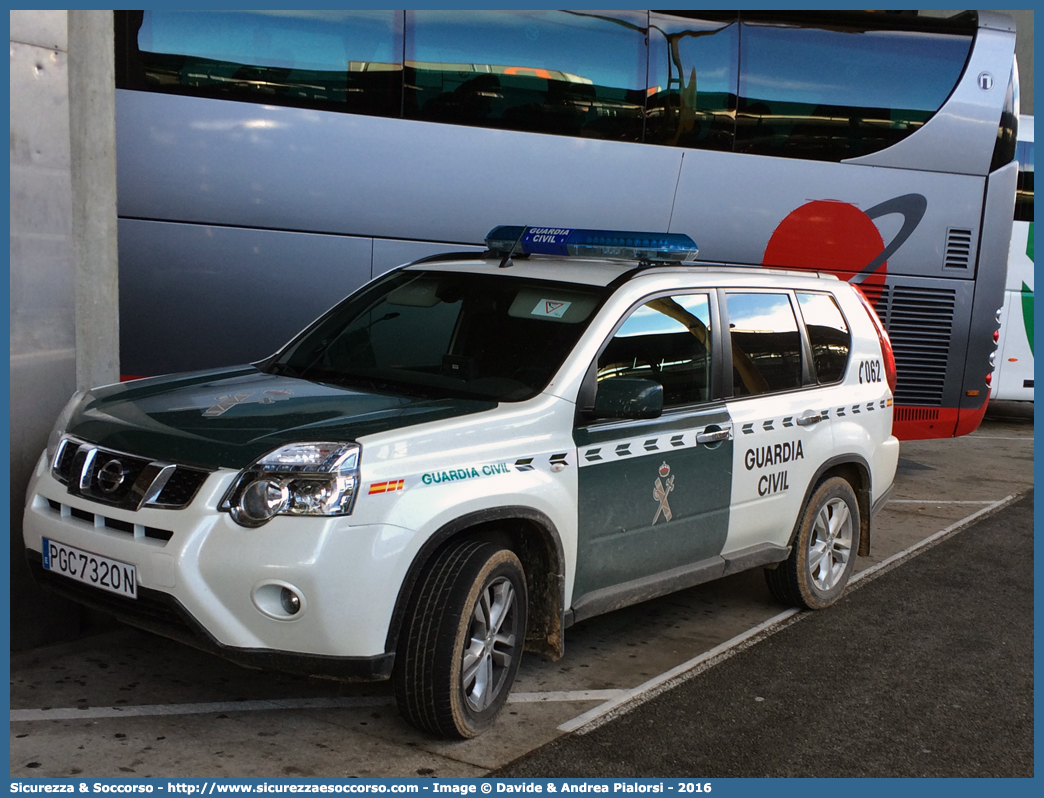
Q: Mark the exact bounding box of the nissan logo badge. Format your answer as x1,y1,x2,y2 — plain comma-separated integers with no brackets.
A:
97,459,126,494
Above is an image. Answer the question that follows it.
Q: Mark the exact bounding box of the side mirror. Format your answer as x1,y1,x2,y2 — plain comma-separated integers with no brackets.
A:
592,378,663,420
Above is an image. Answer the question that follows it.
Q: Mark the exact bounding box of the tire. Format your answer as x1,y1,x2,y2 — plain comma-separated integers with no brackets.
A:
393,540,527,738
766,476,859,610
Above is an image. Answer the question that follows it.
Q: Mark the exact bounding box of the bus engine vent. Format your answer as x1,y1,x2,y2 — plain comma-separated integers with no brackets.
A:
876,286,957,407
943,228,973,269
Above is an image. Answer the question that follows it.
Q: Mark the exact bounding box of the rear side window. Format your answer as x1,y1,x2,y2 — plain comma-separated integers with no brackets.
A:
726,292,803,396
404,10,648,142
123,10,404,117
646,13,738,151
797,292,851,384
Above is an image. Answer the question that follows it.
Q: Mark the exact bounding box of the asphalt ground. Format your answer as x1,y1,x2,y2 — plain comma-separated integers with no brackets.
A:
494,491,1035,778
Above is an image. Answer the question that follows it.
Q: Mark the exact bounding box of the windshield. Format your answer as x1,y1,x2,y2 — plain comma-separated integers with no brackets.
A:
268,269,609,401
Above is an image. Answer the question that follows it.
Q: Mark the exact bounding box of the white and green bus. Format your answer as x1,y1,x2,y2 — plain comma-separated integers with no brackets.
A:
991,115,1034,401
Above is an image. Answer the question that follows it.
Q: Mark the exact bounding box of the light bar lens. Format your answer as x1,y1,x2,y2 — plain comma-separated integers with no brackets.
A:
486,226,698,262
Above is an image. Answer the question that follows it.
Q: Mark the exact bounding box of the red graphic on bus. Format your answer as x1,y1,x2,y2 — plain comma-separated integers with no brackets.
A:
761,194,927,298
762,200,887,291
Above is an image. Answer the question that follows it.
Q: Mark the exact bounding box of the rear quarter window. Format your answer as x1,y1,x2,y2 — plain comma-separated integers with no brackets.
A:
797,292,851,384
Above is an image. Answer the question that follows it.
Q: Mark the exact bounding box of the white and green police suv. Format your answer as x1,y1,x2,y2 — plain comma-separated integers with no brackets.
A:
23,227,899,737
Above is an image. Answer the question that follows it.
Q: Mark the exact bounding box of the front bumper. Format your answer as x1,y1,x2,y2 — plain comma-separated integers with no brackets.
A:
25,549,394,681
22,452,420,670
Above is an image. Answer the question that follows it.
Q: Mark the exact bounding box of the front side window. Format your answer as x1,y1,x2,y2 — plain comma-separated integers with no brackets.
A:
727,292,803,396
597,294,712,407
270,270,607,402
797,292,851,384
404,10,648,142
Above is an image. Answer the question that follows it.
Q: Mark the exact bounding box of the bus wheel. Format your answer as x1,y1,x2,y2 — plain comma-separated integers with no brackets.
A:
766,477,859,610
394,540,527,738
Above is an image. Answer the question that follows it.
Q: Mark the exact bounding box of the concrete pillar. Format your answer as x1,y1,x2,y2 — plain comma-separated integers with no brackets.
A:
10,10,80,650
69,10,120,390
9,10,120,651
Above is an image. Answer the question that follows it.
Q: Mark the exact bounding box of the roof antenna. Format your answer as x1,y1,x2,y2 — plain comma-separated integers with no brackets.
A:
500,226,527,268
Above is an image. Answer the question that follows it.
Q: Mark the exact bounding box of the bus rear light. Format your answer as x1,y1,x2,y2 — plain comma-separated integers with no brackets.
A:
852,285,897,395
993,330,1000,343
985,373,992,386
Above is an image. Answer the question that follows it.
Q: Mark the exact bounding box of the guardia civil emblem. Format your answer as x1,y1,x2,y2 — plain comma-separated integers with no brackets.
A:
653,461,675,524
202,389,293,417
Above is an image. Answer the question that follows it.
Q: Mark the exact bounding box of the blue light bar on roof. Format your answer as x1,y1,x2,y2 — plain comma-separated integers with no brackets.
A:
485,226,698,263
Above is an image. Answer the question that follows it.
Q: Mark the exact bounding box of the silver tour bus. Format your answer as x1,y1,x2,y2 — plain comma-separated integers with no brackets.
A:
113,10,1020,439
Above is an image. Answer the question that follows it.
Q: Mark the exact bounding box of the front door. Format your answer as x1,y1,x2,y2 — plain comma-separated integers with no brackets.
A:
572,293,733,603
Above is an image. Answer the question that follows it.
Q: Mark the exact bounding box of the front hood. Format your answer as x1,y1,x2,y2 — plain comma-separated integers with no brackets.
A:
66,366,496,469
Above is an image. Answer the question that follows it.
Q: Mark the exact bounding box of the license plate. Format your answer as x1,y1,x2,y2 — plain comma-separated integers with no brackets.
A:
42,538,137,599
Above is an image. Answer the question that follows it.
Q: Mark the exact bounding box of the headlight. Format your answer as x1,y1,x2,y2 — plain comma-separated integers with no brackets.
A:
46,390,86,467
223,442,361,527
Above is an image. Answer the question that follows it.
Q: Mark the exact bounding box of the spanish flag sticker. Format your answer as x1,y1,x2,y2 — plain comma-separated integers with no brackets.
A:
368,479,405,495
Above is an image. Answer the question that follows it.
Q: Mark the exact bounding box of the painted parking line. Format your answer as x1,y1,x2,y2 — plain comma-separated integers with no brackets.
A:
9,689,626,723
557,494,1019,736
963,435,1034,440
849,495,1015,587
887,499,996,504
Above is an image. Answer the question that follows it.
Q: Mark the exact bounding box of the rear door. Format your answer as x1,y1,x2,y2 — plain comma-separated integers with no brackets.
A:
722,289,844,555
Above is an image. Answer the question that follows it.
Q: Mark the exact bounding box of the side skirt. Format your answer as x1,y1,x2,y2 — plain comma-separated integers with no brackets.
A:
565,542,790,626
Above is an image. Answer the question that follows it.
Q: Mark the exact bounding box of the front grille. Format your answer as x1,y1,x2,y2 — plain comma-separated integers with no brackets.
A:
41,496,175,543
154,467,210,508
75,447,153,506
55,442,79,482
876,285,956,407
52,438,210,512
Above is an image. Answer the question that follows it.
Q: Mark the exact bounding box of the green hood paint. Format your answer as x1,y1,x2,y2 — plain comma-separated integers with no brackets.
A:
67,366,496,470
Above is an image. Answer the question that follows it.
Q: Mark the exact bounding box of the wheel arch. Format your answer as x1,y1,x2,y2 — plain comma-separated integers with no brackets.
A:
791,455,873,557
385,507,566,661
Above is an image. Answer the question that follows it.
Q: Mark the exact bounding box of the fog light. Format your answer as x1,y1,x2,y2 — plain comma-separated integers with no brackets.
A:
252,582,307,621
280,587,301,615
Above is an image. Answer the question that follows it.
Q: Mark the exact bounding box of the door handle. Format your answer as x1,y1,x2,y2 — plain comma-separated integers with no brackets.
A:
796,410,825,427
696,428,731,444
